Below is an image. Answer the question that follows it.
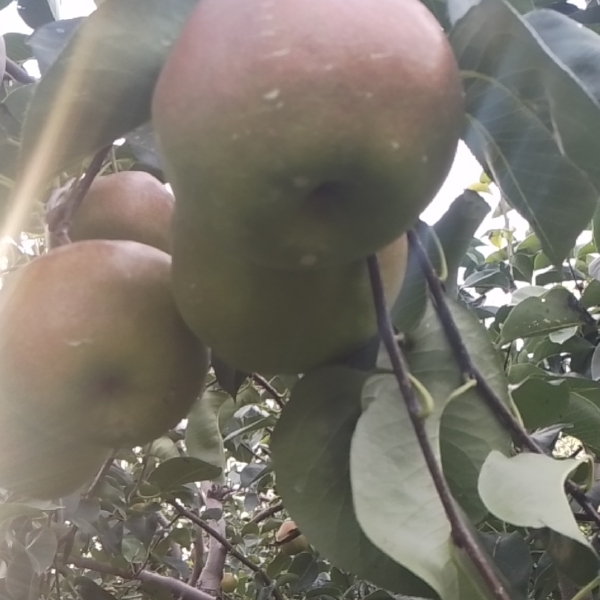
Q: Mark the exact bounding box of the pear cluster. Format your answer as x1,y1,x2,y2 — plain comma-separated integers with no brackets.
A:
0,0,464,498
0,174,209,499
151,0,464,374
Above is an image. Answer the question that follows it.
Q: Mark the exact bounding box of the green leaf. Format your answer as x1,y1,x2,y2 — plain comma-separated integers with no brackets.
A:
500,287,587,342
559,390,600,455
212,355,248,398
450,0,600,265
0,503,44,523
511,378,570,429
288,554,319,594
392,193,489,332
479,531,532,599
350,373,457,600
6,551,36,600
185,390,228,475
590,344,600,380
74,576,119,600
271,367,435,598
148,436,180,462
452,543,513,600
18,0,199,191
434,190,490,296
148,457,221,493
391,220,442,333
121,536,145,563
26,527,57,574
478,451,599,585
506,368,600,453
525,9,600,108
28,19,83,74
392,300,511,523
3,33,33,63
582,279,600,308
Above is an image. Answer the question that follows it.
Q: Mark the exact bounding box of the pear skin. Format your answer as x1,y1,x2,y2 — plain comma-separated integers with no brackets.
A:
70,171,174,252
172,215,407,374
0,240,209,447
152,0,463,269
0,407,111,499
276,520,309,556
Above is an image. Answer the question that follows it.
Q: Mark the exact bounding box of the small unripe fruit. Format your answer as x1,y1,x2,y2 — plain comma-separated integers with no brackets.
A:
275,520,309,556
221,573,238,593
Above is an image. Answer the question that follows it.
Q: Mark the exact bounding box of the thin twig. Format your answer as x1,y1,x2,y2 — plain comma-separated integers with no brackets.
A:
157,513,184,562
136,514,181,576
367,254,510,600
52,559,61,600
249,502,284,525
83,452,116,499
67,556,214,600
407,229,600,529
61,453,116,564
46,146,111,246
252,374,285,409
5,58,37,84
168,500,284,600
127,447,152,503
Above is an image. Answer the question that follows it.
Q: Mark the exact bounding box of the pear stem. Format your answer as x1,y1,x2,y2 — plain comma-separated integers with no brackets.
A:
406,228,600,529
46,145,111,247
366,253,511,600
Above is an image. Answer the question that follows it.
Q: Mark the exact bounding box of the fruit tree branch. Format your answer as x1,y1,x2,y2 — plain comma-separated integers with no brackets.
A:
5,58,37,84
198,483,228,596
188,526,206,587
67,556,214,600
249,502,284,525
406,229,600,529
83,452,116,499
168,500,284,600
367,254,511,600
252,374,285,409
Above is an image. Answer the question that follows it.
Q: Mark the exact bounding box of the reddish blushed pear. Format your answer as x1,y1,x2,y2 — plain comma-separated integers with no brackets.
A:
152,0,463,269
70,171,174,253
0,240,209,449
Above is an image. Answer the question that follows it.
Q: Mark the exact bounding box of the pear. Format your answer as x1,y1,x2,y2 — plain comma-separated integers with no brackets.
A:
152,0,463,269
0,240,209,448
0,407,110,499
276,520,309,556
172,215,407,374
221,573,238,593
70,171,174,252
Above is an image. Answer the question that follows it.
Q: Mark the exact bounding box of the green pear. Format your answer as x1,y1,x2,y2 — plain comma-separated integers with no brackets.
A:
221,573,239,593
0,407,111,499
172,216,407,374
152,0,463,269
70,171,174,252
0,240,209,448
